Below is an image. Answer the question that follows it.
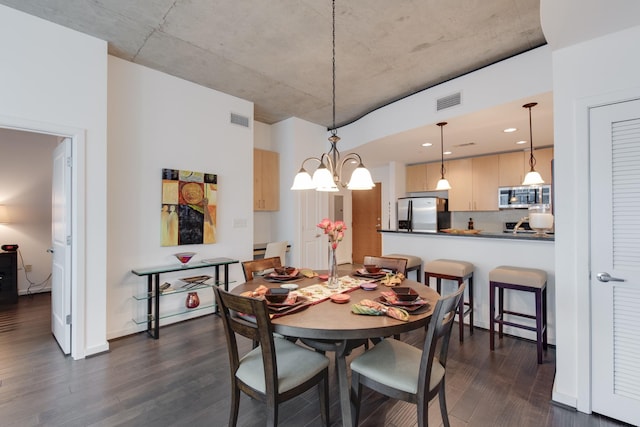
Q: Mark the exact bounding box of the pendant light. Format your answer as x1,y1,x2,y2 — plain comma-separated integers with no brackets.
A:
435,122,451,190
522,102,544,186
291,0,374,192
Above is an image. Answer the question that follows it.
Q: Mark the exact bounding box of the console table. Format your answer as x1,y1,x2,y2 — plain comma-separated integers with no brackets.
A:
132,257,239,339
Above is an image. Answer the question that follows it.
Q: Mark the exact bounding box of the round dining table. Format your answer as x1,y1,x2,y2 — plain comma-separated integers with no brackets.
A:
231,273,440,427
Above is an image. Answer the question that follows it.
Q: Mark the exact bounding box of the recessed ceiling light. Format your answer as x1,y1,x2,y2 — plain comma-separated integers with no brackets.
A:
421,142,433,147
444,151,452,155
516,140,527,145
504,127,517,133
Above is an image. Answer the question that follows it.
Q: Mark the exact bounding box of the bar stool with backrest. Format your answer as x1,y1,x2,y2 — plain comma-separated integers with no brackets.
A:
383,253,423,282
489,265,548,364
424,259,474,341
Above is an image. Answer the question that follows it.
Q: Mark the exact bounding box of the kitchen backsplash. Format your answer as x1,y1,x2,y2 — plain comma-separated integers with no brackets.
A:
450,210,532,233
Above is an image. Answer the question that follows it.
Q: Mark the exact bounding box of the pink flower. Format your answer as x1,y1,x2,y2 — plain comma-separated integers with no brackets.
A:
317,218,348,249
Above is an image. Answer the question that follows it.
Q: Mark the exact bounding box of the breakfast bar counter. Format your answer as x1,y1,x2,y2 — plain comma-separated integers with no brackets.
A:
380,229,556,344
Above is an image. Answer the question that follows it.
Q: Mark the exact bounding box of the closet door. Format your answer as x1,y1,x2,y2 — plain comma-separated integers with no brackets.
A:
590,98,640,426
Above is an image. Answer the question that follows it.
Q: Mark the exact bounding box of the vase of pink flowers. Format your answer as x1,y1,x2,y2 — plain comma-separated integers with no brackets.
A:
317,218,347,289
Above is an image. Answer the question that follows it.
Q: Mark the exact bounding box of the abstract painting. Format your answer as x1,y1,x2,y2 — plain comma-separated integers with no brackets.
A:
161,168,217,246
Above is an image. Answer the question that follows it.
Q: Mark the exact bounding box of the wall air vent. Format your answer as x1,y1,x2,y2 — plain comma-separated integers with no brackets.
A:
230,112,250,128
436,92,461,111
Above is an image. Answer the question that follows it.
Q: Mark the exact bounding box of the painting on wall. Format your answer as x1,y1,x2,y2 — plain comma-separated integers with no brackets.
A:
161,168,217,246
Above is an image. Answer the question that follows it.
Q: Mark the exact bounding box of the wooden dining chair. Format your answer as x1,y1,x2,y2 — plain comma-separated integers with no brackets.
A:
213,287,330,427
349,284,465,427
241,256,282,281
363,255,408,274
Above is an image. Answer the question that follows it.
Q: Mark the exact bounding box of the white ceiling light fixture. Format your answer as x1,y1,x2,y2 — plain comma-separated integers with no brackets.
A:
522,102,545,186
435,122,452,190
291,0,374,192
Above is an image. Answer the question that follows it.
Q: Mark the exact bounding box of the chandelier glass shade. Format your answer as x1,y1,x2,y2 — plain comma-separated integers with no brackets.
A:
435,122,451,190
522,102,545,186
290,0,374,192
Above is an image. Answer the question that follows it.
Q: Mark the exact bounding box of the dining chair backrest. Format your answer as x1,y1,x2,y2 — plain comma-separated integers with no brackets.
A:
242,256,282,281
363,255,408,274
419,283,465,390
213,287,330,426
264,241,288,265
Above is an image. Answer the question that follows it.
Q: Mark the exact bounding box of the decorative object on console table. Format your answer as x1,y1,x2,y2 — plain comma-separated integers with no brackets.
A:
317,218,347,289
185,291,200,308
161,168,217,246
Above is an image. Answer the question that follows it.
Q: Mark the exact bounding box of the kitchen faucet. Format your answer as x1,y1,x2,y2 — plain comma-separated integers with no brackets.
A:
513,216,529,234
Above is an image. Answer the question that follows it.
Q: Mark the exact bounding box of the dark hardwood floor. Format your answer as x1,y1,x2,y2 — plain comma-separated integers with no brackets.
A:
0,293,630,427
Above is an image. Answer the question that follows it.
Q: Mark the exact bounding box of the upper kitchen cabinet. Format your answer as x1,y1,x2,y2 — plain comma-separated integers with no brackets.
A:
446,158,473,211
499,147,554,186
406,163,428,192
253,148,279,211
472,155,499,211
448,156,499,211
406,162,446,192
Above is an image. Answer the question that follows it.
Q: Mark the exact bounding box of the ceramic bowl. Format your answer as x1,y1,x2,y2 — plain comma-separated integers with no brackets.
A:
392,287,419,302
264,288,290,303
364,264,382,274
274,266,296,276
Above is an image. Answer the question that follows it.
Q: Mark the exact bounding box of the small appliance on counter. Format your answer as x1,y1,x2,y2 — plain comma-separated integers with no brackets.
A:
397,197,451,232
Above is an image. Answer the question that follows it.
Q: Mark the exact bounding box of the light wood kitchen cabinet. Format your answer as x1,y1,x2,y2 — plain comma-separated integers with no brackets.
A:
499,147,553,186
406,162,447,192
405,163,428,192
447,156,499,211
499,151,526,186
533,147,554,184
253,148,279,211
446,158,473,211
472,155,499,211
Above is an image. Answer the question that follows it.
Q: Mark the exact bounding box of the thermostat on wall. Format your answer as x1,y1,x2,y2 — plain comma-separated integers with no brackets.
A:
1,244,18,251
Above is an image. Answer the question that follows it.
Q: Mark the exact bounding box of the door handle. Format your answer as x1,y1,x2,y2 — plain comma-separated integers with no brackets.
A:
596,272,626,282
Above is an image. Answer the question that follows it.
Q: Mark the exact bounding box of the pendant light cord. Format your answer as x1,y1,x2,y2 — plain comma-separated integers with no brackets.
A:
524,102,538,172
437,122,447,178
331,0,336,136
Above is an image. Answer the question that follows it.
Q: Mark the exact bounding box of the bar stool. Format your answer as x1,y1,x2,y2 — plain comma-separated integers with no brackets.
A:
424,259,474,341
384,253,422,282
489,266,547,364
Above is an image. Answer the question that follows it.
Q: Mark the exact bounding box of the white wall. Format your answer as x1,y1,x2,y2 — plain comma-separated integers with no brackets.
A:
0,129,58,295
0,4,108,358
107,57,254,338
338,46,553,151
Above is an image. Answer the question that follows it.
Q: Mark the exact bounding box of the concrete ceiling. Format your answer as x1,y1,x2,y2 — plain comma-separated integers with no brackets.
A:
0,0,549,167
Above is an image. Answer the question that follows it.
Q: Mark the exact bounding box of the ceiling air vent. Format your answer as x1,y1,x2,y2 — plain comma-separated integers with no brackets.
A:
436,92,461,111
230,112,250,128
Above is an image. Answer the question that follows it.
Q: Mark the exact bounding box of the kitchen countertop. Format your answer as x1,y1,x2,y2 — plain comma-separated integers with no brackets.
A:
378,229,554,241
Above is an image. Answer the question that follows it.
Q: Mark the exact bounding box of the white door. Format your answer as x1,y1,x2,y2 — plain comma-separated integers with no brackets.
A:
299,191,326,269
51,138,71,354
590,98,640,425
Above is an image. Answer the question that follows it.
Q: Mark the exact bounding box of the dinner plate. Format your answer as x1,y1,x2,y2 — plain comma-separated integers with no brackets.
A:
352,270,386,280
280,283,299,290
375,296,429,312
263,273,304,283
266,295,308,310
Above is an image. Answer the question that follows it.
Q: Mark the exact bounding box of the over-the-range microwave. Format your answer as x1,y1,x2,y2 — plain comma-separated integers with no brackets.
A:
498,185,551,209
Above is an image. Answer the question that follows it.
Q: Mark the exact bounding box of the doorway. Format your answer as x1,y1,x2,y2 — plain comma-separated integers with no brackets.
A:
0,116,86,359
351,183,382,264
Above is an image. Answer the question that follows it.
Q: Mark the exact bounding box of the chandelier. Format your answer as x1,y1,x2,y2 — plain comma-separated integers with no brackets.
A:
290,0,374,192
522,102,544,186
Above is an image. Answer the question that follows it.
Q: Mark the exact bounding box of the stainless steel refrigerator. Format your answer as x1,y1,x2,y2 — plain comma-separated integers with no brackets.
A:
397,197,450,232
